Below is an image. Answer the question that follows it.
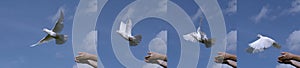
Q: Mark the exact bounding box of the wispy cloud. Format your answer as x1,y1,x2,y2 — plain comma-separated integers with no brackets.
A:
226,30,237,51
252,6,269,23
149,30,167,55
286,30,300,52
85,0,98,13
191,9,203,21
276,64,296,68
225,0,237,15
289,0,300,14
156,0,167,13
123,0,167,20
79,30,98,54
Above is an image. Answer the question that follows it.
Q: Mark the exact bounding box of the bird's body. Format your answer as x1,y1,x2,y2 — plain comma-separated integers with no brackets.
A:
31,10,67,47
247,34,281,53
116,19,142,46
183,27,214,48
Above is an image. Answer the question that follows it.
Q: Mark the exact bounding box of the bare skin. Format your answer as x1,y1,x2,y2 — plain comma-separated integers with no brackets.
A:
278,52,300,62
214,52,237,68
157,60,167,68
144,52,167,68
278,52,300,68
75,52,98,68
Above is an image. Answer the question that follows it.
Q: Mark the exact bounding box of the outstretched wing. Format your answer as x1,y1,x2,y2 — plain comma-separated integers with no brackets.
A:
183,32,198,43
248,37,275,53
52,10,64,33
30,35,53,47
118,21,126,32
125,19,132,36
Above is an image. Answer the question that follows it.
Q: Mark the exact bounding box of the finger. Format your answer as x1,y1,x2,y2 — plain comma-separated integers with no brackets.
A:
75,59,80,63
144,60,149,63
147,52,152,55
218,52,225,55
145,56,151,60
281,52,286,55
78,52,83,55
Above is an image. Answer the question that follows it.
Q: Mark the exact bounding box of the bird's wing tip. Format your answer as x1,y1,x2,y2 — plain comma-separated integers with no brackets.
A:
30,43,39,47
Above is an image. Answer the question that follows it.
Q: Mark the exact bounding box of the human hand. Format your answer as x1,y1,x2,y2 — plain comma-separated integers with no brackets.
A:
144,52,167,64
278,52,296,61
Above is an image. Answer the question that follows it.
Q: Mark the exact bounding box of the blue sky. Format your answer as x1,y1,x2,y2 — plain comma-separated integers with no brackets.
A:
1,0,300,68
238,0,300,68
0,0,78,68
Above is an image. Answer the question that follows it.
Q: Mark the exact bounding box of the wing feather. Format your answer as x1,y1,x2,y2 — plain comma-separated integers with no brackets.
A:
125,19,132,36
30,35,53,47
183,32,198,43
52,10,64,33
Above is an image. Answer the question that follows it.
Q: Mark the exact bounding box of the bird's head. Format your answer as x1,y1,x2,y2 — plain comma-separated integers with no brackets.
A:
257,34,263,38
43,28,51,33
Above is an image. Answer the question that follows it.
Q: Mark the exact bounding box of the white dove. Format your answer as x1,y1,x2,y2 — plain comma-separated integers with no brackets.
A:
183,17,214,48
183,27,214,48
30,10,68,47
246,34,281,53
116,19,142,46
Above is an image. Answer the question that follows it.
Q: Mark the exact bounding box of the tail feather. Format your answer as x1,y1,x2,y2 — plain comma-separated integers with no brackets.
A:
129,35,142,46
272,43,281,49
55,34,68,45
203,38,215,48
246,47,254,53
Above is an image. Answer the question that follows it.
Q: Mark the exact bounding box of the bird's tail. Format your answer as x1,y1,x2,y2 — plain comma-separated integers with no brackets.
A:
55,34,68,45
272,43,281,49
246,47,265,53
246,47,254,53
130,35,142,46
204,38,215,48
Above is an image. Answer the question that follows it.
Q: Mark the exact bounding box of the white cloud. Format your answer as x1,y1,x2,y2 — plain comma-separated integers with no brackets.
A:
191,9,203,21
226,30,237,51
289,0,300,14
156,0,167,13
287,30,300,52
142,63,163,68
80,30,98,54
149,31,167,55
252,6,269,23
73,64,93,68
276,64,296,68
122,0,167,20
225,0,237,15
85,0,98,13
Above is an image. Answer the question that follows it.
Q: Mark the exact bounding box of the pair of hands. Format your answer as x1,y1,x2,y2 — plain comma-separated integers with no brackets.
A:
278,52,297,64
144,52,167,67
75,52,95,64
214,52,236,64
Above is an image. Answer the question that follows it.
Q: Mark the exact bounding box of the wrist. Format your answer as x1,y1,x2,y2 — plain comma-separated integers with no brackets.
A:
290,54,297,60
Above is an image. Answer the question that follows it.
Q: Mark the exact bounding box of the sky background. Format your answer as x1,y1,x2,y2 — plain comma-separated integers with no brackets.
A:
0,0,78,68
1,0,299,68
238,0,300,68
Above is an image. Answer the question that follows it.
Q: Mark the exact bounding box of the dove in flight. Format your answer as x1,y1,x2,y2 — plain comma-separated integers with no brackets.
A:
116,19,142,46
246,34,281,53
183,17,214,48
31,10,67,47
